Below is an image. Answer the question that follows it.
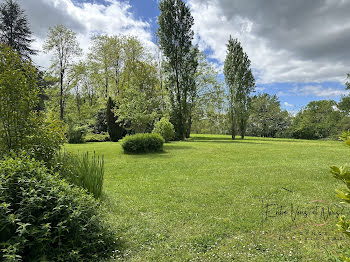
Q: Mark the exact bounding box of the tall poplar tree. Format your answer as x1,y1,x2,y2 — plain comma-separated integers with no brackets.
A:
157,0,198,140
0,0,36,59
224,36,255,139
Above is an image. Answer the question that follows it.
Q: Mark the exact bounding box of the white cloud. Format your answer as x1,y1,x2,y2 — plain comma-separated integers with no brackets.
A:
284,102,293,107
278,84,348,97
297,85,348,97
189,0,349,84
18,0,156,69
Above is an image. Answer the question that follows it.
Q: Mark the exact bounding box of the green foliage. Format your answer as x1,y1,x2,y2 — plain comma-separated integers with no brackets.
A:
0,0,36,59
291,100,342,139
247,93,292,138
330,135,350,261
94,108,107,133
224,36,255,139
106,97,125,142
121,133,164,153
0,44,39,154
85,132,110,142
158,0,198,140
116,59,162,133
0,155,117,261
26,112,67,164
52,151,104,198
67,126,87,144
192,52,227,135
43,24,82,120
153,117,175,142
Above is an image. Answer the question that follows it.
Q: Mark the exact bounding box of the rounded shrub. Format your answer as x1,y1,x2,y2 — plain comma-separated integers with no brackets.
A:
152,117,175,142
0,155,118,261
121,133,165,153
67,126,87,144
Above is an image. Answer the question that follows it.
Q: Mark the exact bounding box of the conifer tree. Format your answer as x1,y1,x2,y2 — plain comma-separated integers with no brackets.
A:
0,0,36,59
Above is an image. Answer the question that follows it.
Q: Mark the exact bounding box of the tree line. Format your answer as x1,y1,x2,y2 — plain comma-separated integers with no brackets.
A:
1,0,349,141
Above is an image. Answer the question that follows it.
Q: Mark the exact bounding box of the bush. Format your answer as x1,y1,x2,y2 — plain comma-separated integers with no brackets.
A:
52,151,104,199
85,132,110,142
26,112,67,165
67,126,87,144
121,133,164,153
0,155,118,261
152,117,175,142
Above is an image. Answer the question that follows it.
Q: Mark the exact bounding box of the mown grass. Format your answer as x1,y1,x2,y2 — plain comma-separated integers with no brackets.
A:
65,134,350,261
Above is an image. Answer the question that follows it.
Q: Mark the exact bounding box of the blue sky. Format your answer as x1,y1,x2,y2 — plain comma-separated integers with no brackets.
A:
18,0,350,113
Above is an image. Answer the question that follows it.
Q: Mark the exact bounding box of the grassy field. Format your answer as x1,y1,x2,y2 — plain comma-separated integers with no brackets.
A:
65,134,350,261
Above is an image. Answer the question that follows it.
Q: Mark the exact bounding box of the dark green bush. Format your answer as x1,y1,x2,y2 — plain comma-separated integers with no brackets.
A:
121,133,164,153
52,151,104,199
0,155,118,261
85,132,110,142
68,126,87,144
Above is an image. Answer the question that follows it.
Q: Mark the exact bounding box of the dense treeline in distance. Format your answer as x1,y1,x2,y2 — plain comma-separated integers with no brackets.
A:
1,0,350,142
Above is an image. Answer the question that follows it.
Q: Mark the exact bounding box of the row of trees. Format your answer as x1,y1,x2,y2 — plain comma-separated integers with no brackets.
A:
0,0,257,141
1,0,349,141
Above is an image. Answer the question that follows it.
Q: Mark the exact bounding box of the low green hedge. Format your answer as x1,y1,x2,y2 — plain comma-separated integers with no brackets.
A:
85,132,110,142
121,133,164,153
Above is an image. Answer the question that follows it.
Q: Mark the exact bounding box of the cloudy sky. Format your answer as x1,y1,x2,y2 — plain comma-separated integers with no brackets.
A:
14,0,350,112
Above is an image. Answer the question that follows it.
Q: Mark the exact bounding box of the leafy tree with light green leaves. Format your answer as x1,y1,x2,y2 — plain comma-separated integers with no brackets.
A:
88,35,124,99
0,45,66,161
43,25,82,120
157,0,198,140
0,44,38,153
116,60,162,133
192,52,227,135
224,36,255,139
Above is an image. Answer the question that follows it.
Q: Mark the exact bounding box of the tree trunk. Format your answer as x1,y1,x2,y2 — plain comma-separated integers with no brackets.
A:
231,109,236,140
185,114,192,138
60,69,64,120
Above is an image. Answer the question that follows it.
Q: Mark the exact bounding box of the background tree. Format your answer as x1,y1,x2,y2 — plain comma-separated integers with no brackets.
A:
224,36,255,139
0,0,36,59
116,60,161,133
157,0,197,140
88,35,116,99
290,100,342,139
43,25,81,120
247,93,291,137
0,44,38,152
192,52,227,135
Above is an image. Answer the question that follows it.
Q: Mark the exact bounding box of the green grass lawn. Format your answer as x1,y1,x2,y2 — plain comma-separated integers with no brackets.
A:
65,134,350,261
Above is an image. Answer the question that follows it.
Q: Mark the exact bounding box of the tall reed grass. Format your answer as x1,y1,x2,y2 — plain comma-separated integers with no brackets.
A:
53,151,104,198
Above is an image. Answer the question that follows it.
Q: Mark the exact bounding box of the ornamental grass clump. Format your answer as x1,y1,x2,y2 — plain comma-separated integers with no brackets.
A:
52,151,104,199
